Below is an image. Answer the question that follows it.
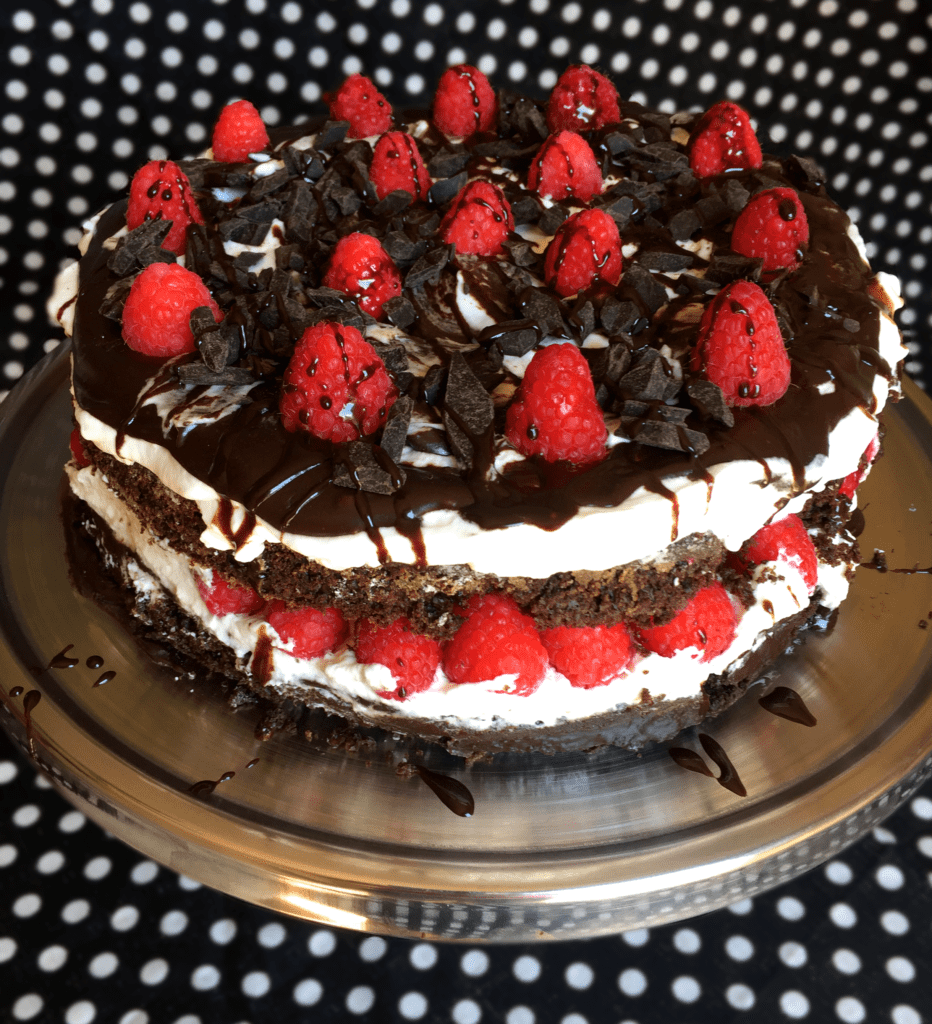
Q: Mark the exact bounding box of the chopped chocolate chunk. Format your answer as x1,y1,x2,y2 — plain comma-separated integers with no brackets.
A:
235,203,280,227
189,305,220,338
330,184,362,216
382,231,427,266
442,351,494,466
247,167,291,202
686,379,735,427
218,217,270,246
519,287,565,335
619,400,690,425
498,262,538,292
717,178,751,214
600,296,640,335
383,295,417,329
637,250,696,273
499,91,549,140
371,189,412,218
694,193,730,226
621,418,710,456
316,120,350,150
421,364,447,407
538,202,570,235
602,130,637,156
604,342,632,383
197,327,237,371
378,395,413,462
305,304,373,329
508,194,542,225
176,364,256,385
623,264,668,312
281,184,318,243
597,193,635,230
404,245,453,289
406,426,452,456
502,237,537,267
107,219,176,276
275,244,305,272
379,345,409,376
427,171,468,207
99,277,133,321
281,145,325,182
668,208,701,240
619,352,679,402
427,146,470,178
787,154,827,187
706,253,764,284
333,441,406,495
571,299,596,339
675,273,720,296
478,319,541,356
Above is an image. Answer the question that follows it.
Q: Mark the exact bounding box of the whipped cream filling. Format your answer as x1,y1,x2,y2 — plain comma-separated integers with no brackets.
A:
68,460,851,730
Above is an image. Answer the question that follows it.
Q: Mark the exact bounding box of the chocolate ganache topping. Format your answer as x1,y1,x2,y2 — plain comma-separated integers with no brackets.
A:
71,93,894,550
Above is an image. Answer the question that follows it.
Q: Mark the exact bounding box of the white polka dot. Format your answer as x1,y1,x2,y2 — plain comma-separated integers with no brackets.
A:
140,958,169,985
409,943,437,970
64,1002,96,1024
308,928,336,957
911,796,932,820
12,994,43,1021
673,928,701,954
836,996,866,1023
780,990,810,1018
565,961,594,990
242,971,271,997
461,949,489,976
36,849,65,874
726,935,754,962
779,942,808,968
829,903,857,928
881,910,910,935
13,804,41,827
38,944,68,971
891,1007,922,1024
110,905,139,932
618,968,647,997
399,992,428,1020
159,910,188,936
0,844,18,868
452,999,481,1024
671,975,701,1003
293,978,323,1006
347,986,376,1015
832,948,862,974
13,894,41,918
190,964,221,991
887,956,916,983
84,856,111,881
622,927,650,945
513,955,541,982
253,921,285,948
210,919,237,945
727,983,756,1010
777,896,806,921
728,899,753,916
0,937,17,963
824,861,853,884
89,952,119,979
876,864,905,889
61,899,90,925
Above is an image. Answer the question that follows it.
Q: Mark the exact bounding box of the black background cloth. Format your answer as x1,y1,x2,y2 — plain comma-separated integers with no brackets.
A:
2,2,932,1022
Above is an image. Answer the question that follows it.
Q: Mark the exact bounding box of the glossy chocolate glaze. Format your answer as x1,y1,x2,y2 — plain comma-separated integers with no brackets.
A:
71,99,891,548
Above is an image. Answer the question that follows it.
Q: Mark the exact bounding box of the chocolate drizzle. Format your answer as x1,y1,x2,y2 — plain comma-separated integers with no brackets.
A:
759,686,817,727
69,96,892,552
399,761,475,817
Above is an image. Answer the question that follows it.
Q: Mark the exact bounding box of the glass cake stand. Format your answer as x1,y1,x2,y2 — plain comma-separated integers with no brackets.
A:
2,346,931,942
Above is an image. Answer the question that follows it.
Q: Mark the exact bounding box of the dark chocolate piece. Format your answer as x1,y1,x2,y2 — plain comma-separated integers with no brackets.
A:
619,352,679,402
478,319,540,357
316,120,350,150
442,352,494,466
687,379,736,427
99,277,133,321
428,171,468,207
706,254,764,284
519,287,565,335
383,295,417,329
502,237,537,267
637,250,696,273
382,231,427,266
623,264,668,312
427,147,470,178
421,364,447,407
333,441,406,495
404,245,453,289
176,364,255,385
378,395,413,462
600,297,640,335
372,189,412,217
621,418,709,456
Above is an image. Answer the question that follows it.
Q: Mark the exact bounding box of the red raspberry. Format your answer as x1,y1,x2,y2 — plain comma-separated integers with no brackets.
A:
543,207,622,298
505,343,607,464
126,159,204,256
69,427,90,468
369,131,431,202
280,322,398,441
355,618,441,701
688,100,763,178
541,623,634,688
322,232,403,320
122,262,221,358
691,280,791,407
639,582,738,662
440,180,514,257
329,74,393,139
838,433,881,499
196,570,265,617
443,594,547,696
734,514,818,596
528,131,603,204
546,64,622,134
211,99,270,162
732,187,810,275
432,64,498,137
266,601,348,659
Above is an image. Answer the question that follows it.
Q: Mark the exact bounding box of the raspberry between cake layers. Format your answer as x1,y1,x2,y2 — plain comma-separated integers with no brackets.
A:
52,65,906,757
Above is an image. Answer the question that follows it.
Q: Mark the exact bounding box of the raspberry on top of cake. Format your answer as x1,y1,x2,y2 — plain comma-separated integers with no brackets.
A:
56,64,906,755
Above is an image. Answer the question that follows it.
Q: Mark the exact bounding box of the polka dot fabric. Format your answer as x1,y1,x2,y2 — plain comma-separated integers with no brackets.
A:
2,2,932,1022
3,729,932,1023
0,0,929,395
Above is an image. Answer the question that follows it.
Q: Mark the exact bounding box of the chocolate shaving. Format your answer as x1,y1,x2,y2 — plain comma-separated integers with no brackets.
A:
600,297,640,335
686,379,735,426
694,193,730,226
637,250,696,272
421,364,447,407
218,218,270,246
333,441,406,495
99,277,133,321
382,231,427,267
383,295,417,329
378,395,413,462
316,120,350,150
499,91,549,140
619,400,691,425
176,364,255,385
404,245,453,289
428,171,468,207
602,130,637,156
623,264,668,312
282,184,318,243
107,219,176,276
442,352,494,466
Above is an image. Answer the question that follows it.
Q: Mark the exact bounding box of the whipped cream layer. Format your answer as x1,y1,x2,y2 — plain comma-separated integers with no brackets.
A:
69,460,850,729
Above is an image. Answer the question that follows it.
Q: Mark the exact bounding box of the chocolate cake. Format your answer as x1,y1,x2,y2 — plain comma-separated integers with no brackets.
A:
52,66,906,757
